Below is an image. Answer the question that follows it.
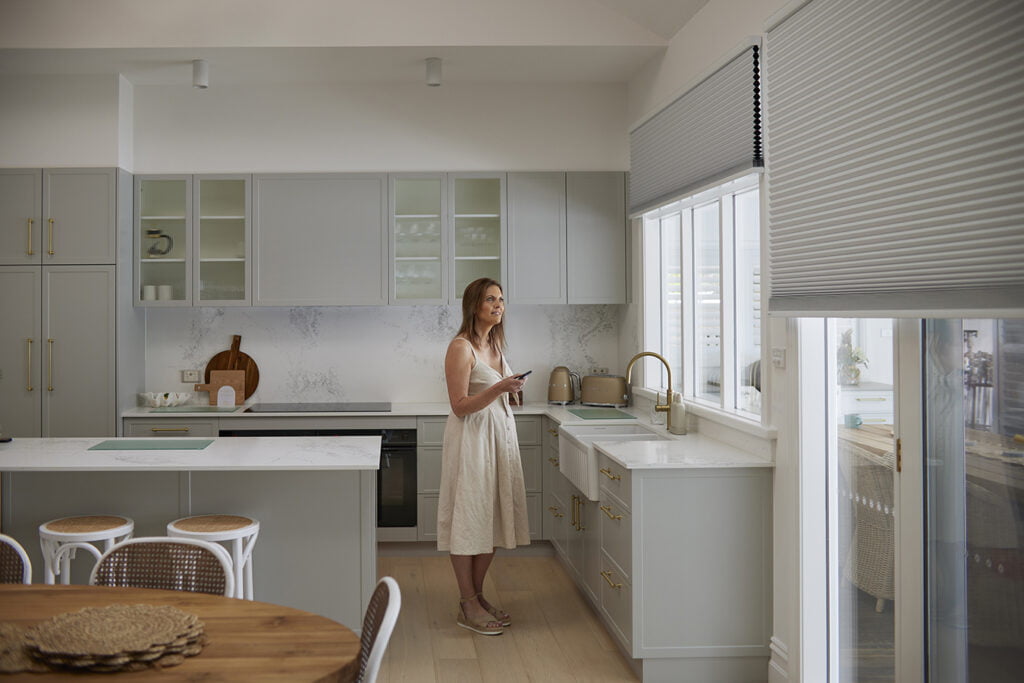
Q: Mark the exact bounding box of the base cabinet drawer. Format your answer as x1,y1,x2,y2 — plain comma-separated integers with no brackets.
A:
417,493,439,541
598,496,631,581
597,454,631,510
123,420,218,437
599,551,632,646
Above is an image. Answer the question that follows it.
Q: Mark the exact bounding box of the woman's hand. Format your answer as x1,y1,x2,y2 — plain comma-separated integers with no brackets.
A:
497,374,528,395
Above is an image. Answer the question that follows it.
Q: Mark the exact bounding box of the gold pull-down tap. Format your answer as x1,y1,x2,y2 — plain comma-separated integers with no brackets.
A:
625,351,672,431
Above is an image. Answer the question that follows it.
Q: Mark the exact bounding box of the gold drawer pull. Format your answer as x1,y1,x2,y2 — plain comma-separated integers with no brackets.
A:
600,570,622,589
600,505,622,521
599,467,621,481
547,506,564,518
151,427,190,433
548,428,558,436
547,456,559,466
27,218,34,255
26,338,34,391
855,397,887,402
47,338,54,391
47,218,54,255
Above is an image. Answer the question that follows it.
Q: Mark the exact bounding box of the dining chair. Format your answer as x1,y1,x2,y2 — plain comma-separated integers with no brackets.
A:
0,533,32,584
357,576,401,683
55,537,235,597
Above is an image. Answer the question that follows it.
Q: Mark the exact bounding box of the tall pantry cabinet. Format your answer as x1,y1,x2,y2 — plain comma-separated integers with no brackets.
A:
0,168,141,438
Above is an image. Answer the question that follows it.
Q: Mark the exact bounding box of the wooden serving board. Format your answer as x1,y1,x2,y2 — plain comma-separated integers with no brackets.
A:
204,335,259,399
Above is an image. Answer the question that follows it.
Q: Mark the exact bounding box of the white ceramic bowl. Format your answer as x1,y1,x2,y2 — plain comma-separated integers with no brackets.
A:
140,392,193,407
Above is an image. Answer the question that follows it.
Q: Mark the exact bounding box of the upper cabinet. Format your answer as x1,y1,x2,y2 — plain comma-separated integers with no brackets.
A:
135,175,191,305
567,172,627,304
254,174,388,306
508,172,567,305
194,176,250,305
0,168,116,266
388,173,506,305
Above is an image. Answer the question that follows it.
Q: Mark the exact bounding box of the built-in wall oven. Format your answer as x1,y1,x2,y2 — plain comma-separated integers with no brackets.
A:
219,427,417,529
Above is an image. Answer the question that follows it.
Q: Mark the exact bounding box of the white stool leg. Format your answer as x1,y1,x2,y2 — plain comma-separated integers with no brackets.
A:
231,538,244,600
59,544,73,585
41,538,57,585
244,550,254,600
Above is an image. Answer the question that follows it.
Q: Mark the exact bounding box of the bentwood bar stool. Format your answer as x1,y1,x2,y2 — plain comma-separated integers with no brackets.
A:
38,515,134,584
166,514,260,600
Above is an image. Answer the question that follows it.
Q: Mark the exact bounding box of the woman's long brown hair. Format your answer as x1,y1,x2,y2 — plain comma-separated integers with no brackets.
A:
455,278,507,352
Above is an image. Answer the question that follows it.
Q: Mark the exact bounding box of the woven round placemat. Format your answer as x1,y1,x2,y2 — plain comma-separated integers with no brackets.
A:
23,604,206,673
0,623,49,674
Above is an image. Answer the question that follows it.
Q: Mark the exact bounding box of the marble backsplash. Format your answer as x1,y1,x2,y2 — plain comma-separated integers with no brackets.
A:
144,305,622,404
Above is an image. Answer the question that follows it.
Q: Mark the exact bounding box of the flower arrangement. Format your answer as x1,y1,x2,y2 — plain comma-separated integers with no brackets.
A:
837,329,868,385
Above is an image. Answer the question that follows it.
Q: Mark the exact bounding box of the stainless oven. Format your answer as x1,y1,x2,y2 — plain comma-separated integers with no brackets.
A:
218,427,417,529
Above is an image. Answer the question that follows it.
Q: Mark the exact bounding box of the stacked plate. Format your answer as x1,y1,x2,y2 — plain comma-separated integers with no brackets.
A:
20,604,206,673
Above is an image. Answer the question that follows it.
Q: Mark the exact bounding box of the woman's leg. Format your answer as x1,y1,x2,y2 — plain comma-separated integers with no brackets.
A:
450,554,501,627
472,552,511,623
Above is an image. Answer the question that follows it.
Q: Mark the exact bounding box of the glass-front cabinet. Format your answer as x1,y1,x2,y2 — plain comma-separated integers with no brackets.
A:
195,176,249,305
135,175,250,306
389,173,505,304
136,176,191,305
451,174,505,300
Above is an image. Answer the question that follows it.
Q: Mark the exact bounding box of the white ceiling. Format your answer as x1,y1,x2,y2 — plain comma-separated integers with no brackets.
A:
0,0,711,86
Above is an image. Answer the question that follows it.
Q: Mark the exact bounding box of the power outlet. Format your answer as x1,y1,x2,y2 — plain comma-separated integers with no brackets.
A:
592,367,609,375
181,369,201,383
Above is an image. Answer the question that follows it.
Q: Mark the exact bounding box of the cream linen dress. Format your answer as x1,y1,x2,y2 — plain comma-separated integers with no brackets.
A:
437,339,531,555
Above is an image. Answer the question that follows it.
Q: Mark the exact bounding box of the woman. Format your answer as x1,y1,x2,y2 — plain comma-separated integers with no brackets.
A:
437,278,531,636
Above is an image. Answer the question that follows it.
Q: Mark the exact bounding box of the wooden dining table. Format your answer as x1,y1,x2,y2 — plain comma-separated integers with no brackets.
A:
0,584,360,682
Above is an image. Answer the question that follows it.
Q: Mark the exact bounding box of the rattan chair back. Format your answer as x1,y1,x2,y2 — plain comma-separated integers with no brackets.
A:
357,576,401,683
0,533,32,584
90,537,235,597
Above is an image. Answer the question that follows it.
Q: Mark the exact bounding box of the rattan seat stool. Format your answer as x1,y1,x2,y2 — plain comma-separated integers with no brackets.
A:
38,515,134,585
166,514,259,600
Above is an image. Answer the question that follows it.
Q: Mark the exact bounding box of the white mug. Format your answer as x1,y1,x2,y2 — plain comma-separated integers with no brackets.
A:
157,284,174,300
142,285,157,301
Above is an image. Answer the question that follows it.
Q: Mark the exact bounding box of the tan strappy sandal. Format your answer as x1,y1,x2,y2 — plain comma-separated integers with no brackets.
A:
475,592,511,627
456,596,504,636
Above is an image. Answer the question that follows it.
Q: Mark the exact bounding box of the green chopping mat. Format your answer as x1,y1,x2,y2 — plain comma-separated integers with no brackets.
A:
567,408,634,419
89,439,214,450
148,406,239,412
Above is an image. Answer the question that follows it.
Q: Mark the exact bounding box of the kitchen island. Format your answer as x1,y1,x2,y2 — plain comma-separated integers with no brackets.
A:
0,436,379,629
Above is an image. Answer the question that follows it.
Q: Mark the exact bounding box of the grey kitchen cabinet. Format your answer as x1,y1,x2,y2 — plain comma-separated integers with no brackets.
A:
135,174,252,306
0,266,116,437
542,418,568,549
123,419,219,437
413,414,541,543
507,172,567,304
567,172,627,304
253,174,388,306
449,173,507,302
0,168,116,266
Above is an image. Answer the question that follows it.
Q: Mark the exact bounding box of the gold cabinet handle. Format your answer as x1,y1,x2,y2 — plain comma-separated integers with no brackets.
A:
547,505,564,518
600,505,622,521
600,570,622,590
47,338,54,391
548,428,558,436
151,427,191,433
855,397,887,402
47,218,54,255
26,338,34,391
547,456,559,466
599,467,621,481
27,218,34,255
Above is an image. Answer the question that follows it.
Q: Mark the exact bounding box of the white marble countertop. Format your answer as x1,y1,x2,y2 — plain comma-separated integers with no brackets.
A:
0,436,381,472
594,434,772,470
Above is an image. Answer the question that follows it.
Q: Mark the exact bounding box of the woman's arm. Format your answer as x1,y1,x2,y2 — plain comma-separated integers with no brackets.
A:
445,340,526,417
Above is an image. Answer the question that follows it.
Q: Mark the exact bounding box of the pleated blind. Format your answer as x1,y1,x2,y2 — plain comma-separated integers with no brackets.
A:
765,0,1024,316
629,46,762,216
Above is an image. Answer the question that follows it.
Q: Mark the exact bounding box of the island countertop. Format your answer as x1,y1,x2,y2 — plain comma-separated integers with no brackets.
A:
0,436,381,472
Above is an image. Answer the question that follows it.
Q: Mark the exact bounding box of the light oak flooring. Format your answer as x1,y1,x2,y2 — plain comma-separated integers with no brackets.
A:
375,546,639,682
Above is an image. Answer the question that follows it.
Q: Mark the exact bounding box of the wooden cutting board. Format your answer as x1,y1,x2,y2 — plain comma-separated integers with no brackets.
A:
204,335,259,399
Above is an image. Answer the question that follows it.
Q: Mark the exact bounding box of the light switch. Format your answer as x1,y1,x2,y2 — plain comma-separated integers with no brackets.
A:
771,347,786,369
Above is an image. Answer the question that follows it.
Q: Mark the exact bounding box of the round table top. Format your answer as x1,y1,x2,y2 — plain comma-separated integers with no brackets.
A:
0,584,360,682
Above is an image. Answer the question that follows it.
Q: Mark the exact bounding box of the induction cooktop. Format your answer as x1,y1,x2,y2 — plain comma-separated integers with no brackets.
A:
244,402,392,413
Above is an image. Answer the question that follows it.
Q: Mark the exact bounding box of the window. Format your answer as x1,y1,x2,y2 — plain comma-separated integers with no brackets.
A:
641,173,762,417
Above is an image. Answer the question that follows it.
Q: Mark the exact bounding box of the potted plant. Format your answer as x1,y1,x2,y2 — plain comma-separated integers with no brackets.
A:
837,329,868,385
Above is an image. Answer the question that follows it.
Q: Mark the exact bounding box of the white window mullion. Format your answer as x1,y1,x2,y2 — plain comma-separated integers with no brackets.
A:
721,195,736,411
682,208,695,398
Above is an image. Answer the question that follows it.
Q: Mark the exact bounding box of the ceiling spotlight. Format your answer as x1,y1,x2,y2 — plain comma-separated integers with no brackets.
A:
192,59,209,89
425,57,442,87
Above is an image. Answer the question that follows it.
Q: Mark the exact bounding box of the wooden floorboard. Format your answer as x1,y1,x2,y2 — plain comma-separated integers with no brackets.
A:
377,550,639,682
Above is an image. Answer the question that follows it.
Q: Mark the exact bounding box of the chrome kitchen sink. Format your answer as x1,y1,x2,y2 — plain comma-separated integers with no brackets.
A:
558,423,671,500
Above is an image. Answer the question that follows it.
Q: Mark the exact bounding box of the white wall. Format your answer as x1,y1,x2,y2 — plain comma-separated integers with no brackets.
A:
0,75,122,167
145,304,621,404
133,81,628,173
